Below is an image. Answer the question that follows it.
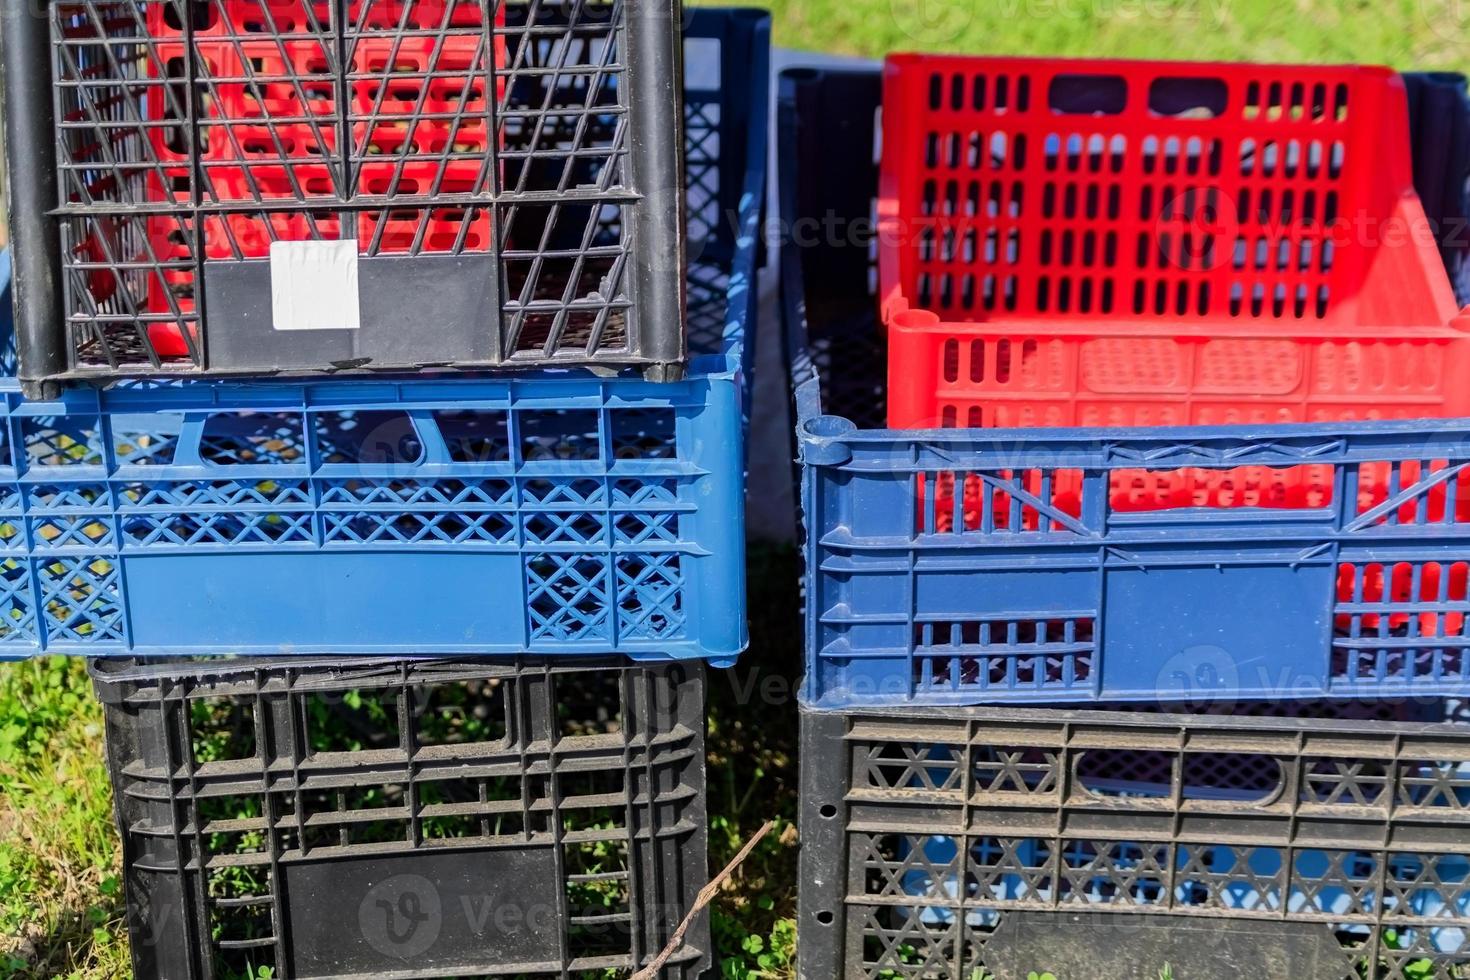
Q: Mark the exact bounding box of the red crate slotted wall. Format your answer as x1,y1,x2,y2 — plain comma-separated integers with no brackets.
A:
881,55,1470,534
141,0,502,355
880,55,1470,431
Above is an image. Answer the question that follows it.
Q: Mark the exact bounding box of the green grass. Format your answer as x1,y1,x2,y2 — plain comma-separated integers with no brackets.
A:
702,0,1470,69
0,658,128,979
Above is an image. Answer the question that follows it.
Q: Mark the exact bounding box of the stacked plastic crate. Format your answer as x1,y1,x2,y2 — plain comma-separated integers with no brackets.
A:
0,3,769,977
782,62,1470,978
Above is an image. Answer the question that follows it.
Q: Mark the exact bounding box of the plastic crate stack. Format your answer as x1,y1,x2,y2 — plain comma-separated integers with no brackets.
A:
10,0,695,382
0,4,770,978
782,63,1470,978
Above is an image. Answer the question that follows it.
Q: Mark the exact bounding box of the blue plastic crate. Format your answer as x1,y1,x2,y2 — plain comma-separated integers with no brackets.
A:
0,8,769,663
782,66,1470,708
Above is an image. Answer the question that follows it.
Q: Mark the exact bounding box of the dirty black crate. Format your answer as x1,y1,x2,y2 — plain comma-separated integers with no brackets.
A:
92,655,709,980
1405,72,1470,304
3,0,688,387
798,696,1470,980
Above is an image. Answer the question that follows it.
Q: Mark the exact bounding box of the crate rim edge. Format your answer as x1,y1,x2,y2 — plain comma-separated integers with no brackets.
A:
86,651,713,688
885,303,1470,338
883,51,1409,76
796,368,1470,460
793,686,1470,738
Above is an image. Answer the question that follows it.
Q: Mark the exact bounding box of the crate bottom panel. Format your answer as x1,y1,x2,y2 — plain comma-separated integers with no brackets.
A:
799,700,1470,980
95,656,711,980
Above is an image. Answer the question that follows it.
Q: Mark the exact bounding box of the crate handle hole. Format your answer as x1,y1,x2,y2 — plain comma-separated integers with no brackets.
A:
1048,74,1127,116
1149,77,1228,119
163,0,217,32
802,416,855,440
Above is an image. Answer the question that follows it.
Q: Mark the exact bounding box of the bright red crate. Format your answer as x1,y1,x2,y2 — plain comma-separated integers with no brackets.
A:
141,2,500,355
145,0,489,37
879,55,1470,433
145,36,491,202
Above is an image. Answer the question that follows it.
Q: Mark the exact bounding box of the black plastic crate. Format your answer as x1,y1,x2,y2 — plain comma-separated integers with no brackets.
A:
3,1,687,388
92,656,709,980
1405,72,1470,305
798,696,1470,980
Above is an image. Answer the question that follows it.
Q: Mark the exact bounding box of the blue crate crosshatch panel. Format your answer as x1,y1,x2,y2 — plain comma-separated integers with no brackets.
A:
781,66,1470,709
797,413,1470,707
0,8,770,662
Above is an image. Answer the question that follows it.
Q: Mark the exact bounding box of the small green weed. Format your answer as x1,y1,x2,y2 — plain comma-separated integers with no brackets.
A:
0,657,127,978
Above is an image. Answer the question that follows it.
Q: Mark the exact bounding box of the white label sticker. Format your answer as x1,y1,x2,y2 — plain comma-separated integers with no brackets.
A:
270,240,362,331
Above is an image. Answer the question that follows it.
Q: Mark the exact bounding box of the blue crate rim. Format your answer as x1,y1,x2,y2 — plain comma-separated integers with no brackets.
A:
88,652,709,687
794,686,1470,738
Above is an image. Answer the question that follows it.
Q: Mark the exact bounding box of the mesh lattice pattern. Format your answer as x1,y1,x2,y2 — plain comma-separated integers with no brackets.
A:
801,704,1470,980
804,416,1470,706
48,0,679,375
879,58,1470,432
94,657,708,979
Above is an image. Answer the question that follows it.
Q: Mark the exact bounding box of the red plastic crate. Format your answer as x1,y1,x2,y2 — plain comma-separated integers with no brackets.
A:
142,2,500,354
145,36,491,202
146,39,340,199
144,0,489,37
879,55,1470,433
349,34,494,171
